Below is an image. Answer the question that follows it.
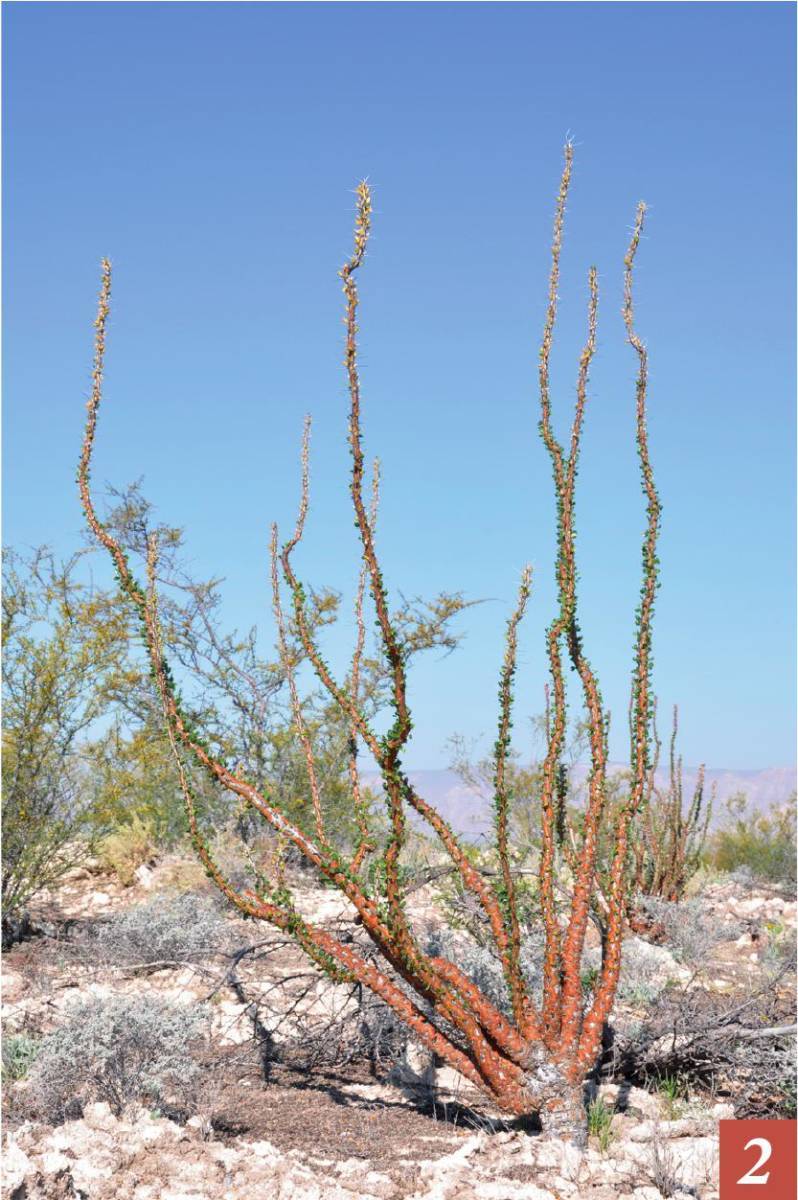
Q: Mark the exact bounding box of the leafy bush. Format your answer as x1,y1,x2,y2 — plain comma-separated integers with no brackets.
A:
91,891,233,967
86,719,193,847
26,994,208,1121
1,549,126,941
157,858,213,895
91,485,463,859
96,814,158,886
708,794,797,890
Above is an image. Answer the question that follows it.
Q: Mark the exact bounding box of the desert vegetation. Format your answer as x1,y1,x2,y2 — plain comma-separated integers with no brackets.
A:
73,143,666,1143
2,147,795,1199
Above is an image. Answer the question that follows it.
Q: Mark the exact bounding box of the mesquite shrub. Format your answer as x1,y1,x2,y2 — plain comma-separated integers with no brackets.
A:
1,548,125,943
78,145,662,1143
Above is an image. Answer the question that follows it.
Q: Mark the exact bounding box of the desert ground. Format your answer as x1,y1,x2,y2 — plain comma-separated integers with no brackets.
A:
2,851,795,1200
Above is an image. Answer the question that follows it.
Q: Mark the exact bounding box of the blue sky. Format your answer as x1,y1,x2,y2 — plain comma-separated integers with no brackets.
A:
4,2,795,771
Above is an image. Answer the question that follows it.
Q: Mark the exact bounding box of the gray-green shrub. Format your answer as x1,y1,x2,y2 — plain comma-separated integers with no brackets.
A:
636,896,734,966
26,994,208,1121
90,891,233,968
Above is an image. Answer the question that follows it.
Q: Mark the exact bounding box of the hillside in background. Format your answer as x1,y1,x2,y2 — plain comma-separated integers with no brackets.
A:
364,766,798,841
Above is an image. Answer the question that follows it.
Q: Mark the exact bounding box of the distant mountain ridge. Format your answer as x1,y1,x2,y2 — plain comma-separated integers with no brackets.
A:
363,765,797,840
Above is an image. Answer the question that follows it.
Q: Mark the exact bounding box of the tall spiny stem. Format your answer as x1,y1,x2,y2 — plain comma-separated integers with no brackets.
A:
557,267,609,1058
339,181,425,970
536,144,573,1042
578,200,661,1071
625,202,661,806
270,422,326,845
493,565,533,1027
350,457,380,872
535,145,606,1055
276,206,526,991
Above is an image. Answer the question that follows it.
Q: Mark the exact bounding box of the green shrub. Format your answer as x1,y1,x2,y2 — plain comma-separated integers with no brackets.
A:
708,793,796,890
96,814,158,886
2,1033,40,1081
1,549,125,941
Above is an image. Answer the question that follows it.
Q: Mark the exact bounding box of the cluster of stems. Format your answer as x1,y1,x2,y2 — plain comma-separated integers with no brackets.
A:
631,703,713,906
78,147,661,1139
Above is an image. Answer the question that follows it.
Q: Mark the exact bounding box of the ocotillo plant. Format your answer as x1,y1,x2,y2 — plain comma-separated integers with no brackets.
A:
632,704,714,904
78,145,661,1143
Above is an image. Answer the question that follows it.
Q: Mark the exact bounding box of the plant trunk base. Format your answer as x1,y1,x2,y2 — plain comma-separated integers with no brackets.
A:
524,1058,587,1146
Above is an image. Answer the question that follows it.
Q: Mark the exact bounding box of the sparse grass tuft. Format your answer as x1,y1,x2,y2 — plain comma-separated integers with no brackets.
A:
587,1095,615,1151
656,1072,688,1118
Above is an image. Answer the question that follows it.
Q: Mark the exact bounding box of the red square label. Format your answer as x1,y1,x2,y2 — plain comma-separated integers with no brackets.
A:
720,1120,797,1199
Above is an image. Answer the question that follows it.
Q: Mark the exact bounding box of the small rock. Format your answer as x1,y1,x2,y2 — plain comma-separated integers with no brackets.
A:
61,866,92,883
139,1121,170,1145
1,970,24,998
134,864,156,889
249,1140,280,1159
1,1140,32,1191
627,1117,700,1142
83,1101,118,1130
623,1087,664,1119
39,1149,71,1174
